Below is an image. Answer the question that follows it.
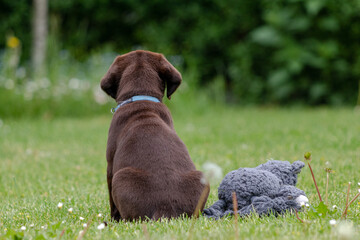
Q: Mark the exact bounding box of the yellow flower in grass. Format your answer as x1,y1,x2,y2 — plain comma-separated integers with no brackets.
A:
7,36,20,49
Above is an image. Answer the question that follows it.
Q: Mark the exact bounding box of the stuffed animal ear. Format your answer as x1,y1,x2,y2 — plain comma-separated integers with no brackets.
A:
292,161,305,174
100,55,126,99
158,55,182,99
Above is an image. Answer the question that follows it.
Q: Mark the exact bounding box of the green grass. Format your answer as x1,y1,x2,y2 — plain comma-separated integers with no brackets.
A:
1,106,360,239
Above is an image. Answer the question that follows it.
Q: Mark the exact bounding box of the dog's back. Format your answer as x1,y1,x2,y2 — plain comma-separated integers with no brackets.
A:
110,102,207,220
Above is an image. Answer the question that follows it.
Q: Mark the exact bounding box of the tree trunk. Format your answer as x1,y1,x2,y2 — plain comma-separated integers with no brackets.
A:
32,0,48,78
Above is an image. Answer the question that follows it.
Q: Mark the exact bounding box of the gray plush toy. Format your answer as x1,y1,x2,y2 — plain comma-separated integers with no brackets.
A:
203,160,308,219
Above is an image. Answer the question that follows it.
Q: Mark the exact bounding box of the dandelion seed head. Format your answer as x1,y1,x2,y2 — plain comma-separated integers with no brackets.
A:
200,176,207,185
337,221,354,240
93,87,108,105
202,162,223,183
4,79,14,90
16,67,26,79
68,78,81,90
241,144,249,150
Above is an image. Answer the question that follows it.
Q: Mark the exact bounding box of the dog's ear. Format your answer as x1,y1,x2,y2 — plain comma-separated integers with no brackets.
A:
100,56,126,99
159,55,182,99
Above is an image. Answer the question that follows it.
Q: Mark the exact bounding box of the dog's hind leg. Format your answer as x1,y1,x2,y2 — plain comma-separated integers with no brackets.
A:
179,170,210,217
107,164,121,221
111,167,153,220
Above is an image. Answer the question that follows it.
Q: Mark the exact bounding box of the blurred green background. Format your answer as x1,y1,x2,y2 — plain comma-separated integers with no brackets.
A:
1,0,360,118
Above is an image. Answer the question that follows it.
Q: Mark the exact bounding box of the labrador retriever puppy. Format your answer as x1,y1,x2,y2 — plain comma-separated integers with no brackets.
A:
101,50,209,221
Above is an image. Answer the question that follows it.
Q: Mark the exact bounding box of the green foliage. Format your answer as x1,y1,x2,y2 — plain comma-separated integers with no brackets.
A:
306,201,337,219
1,0,360,106
0,0,31,60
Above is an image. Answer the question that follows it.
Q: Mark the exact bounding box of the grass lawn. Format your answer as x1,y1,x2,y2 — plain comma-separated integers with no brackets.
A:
1,106,360,239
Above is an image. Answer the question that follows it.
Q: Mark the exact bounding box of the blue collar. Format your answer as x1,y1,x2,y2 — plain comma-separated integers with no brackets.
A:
111,95,161,113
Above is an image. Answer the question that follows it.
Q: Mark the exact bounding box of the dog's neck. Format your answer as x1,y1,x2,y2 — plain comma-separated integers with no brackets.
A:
116,90,164,102
111,95,161,113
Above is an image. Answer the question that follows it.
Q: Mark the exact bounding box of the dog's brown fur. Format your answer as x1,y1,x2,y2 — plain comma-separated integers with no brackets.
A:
101,50,209,221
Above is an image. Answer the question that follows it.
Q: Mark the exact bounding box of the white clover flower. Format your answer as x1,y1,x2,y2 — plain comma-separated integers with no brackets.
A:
329,219,337,226
20,226,26,231
79,230,84,235
97,223,105,230
68,208,73,213
79,217,84,220
61,220,66,224
305,203,310,207
29,224,34,227
97,213,102,217
332,205,338,210
358,182,360,186
57,202,63,209
41,226,45,229
83,223,87,228
295,195,309,207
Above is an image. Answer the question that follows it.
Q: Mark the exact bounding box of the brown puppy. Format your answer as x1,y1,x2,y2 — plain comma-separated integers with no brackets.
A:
101,50,209,221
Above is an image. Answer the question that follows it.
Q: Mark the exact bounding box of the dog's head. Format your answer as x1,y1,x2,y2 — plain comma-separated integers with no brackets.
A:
100,50,182,101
